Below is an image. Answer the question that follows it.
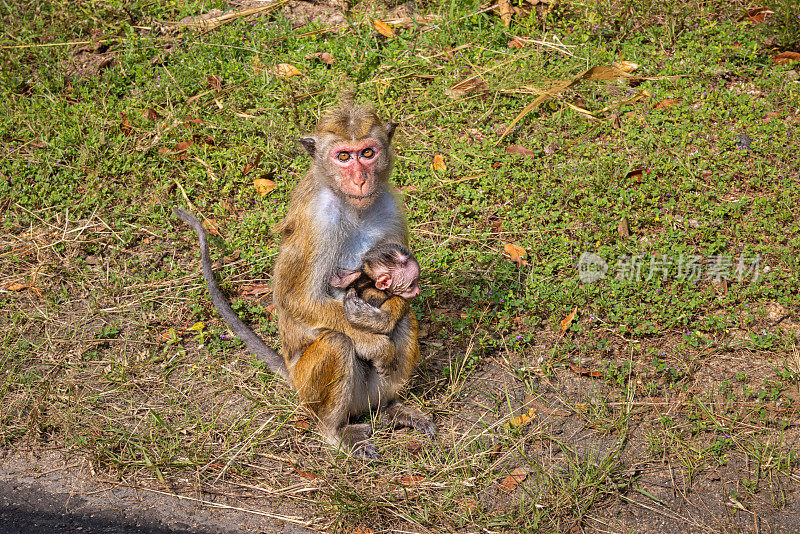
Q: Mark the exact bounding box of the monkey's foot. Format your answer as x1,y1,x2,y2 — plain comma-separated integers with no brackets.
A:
340,423,380,461
383,401,436,437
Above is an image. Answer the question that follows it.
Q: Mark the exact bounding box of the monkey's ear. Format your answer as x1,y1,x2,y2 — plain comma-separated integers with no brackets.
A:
297,137,316,157
375,273,392,291
385,122,398,142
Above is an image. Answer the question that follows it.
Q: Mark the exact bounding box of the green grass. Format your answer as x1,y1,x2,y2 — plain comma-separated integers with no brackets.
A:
2,0,800,531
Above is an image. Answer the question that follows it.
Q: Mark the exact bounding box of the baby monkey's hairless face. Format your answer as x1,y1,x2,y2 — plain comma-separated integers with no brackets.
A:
329,242,420,300
363,248,420,299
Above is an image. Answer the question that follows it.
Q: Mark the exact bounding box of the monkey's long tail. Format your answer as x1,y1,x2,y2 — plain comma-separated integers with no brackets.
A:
173,207,289,381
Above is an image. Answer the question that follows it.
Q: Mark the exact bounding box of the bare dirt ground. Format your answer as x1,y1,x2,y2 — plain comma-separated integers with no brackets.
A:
0,448,313,533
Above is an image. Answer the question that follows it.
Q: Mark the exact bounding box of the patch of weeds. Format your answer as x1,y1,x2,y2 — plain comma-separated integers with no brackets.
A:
602,359,634,387
3,0,800,531
652,355,691,386
746,331,787,351
765,0,800,47
702,435,734,466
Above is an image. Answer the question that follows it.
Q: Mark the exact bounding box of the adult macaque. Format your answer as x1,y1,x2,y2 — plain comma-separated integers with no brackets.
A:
176,100,433,460
330,242,420,381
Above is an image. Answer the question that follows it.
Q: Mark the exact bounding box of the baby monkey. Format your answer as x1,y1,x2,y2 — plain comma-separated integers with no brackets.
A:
330,242,420,377
332,241,420,303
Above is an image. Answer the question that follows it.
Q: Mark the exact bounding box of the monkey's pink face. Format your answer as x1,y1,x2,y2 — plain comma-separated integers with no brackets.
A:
329,141,382,208
376,261,420,299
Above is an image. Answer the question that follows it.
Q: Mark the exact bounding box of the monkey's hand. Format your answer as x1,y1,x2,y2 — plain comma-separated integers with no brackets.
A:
343,288,393,334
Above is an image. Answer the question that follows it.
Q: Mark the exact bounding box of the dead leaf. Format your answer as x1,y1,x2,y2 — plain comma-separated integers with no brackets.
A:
740,7,773,23
498,0,513,27
432,154,447,172
559,306,577,333
4,282,28,291
462,498,479,513
306,51,336,65
146,107,162,121
350,527,374,534
654,98,679,109
569,362,603,378
373,19,396,38
254,178,277,196
505,144,536,157
249,55,265,74
505,407,536,428
618,217,630,237
293,418,311,430
174,140,192,152
508,37,526,49
405,440,423,454
202,218,220,236
275,63,302,78
773,51,800,64
613,60,639,73
624,168,644,181
294,467,321,479
240,283,271,296
120,113,132,136
397,475,425,486
498,467,527,493
398,185,417,193
206,74,222,91
445,76,489,99
503,243,529,266
242,151,262,177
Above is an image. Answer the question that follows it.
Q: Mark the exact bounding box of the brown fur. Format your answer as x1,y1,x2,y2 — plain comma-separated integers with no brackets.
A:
316,107,383,140
272,101,433,459
175,100,431,460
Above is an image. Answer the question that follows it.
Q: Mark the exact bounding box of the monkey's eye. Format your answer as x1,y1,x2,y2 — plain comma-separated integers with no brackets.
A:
336,152,351,162
360,147,375,159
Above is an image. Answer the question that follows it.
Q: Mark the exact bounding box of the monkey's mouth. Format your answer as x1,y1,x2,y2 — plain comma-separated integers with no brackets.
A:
345,191,377,200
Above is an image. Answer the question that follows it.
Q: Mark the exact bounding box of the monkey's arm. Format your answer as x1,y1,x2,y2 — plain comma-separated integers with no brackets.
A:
173,207,289,380
343,289,408,334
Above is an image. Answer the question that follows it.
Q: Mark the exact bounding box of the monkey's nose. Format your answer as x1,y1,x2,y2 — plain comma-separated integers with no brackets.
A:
352,172,366,186
354,175,369,193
